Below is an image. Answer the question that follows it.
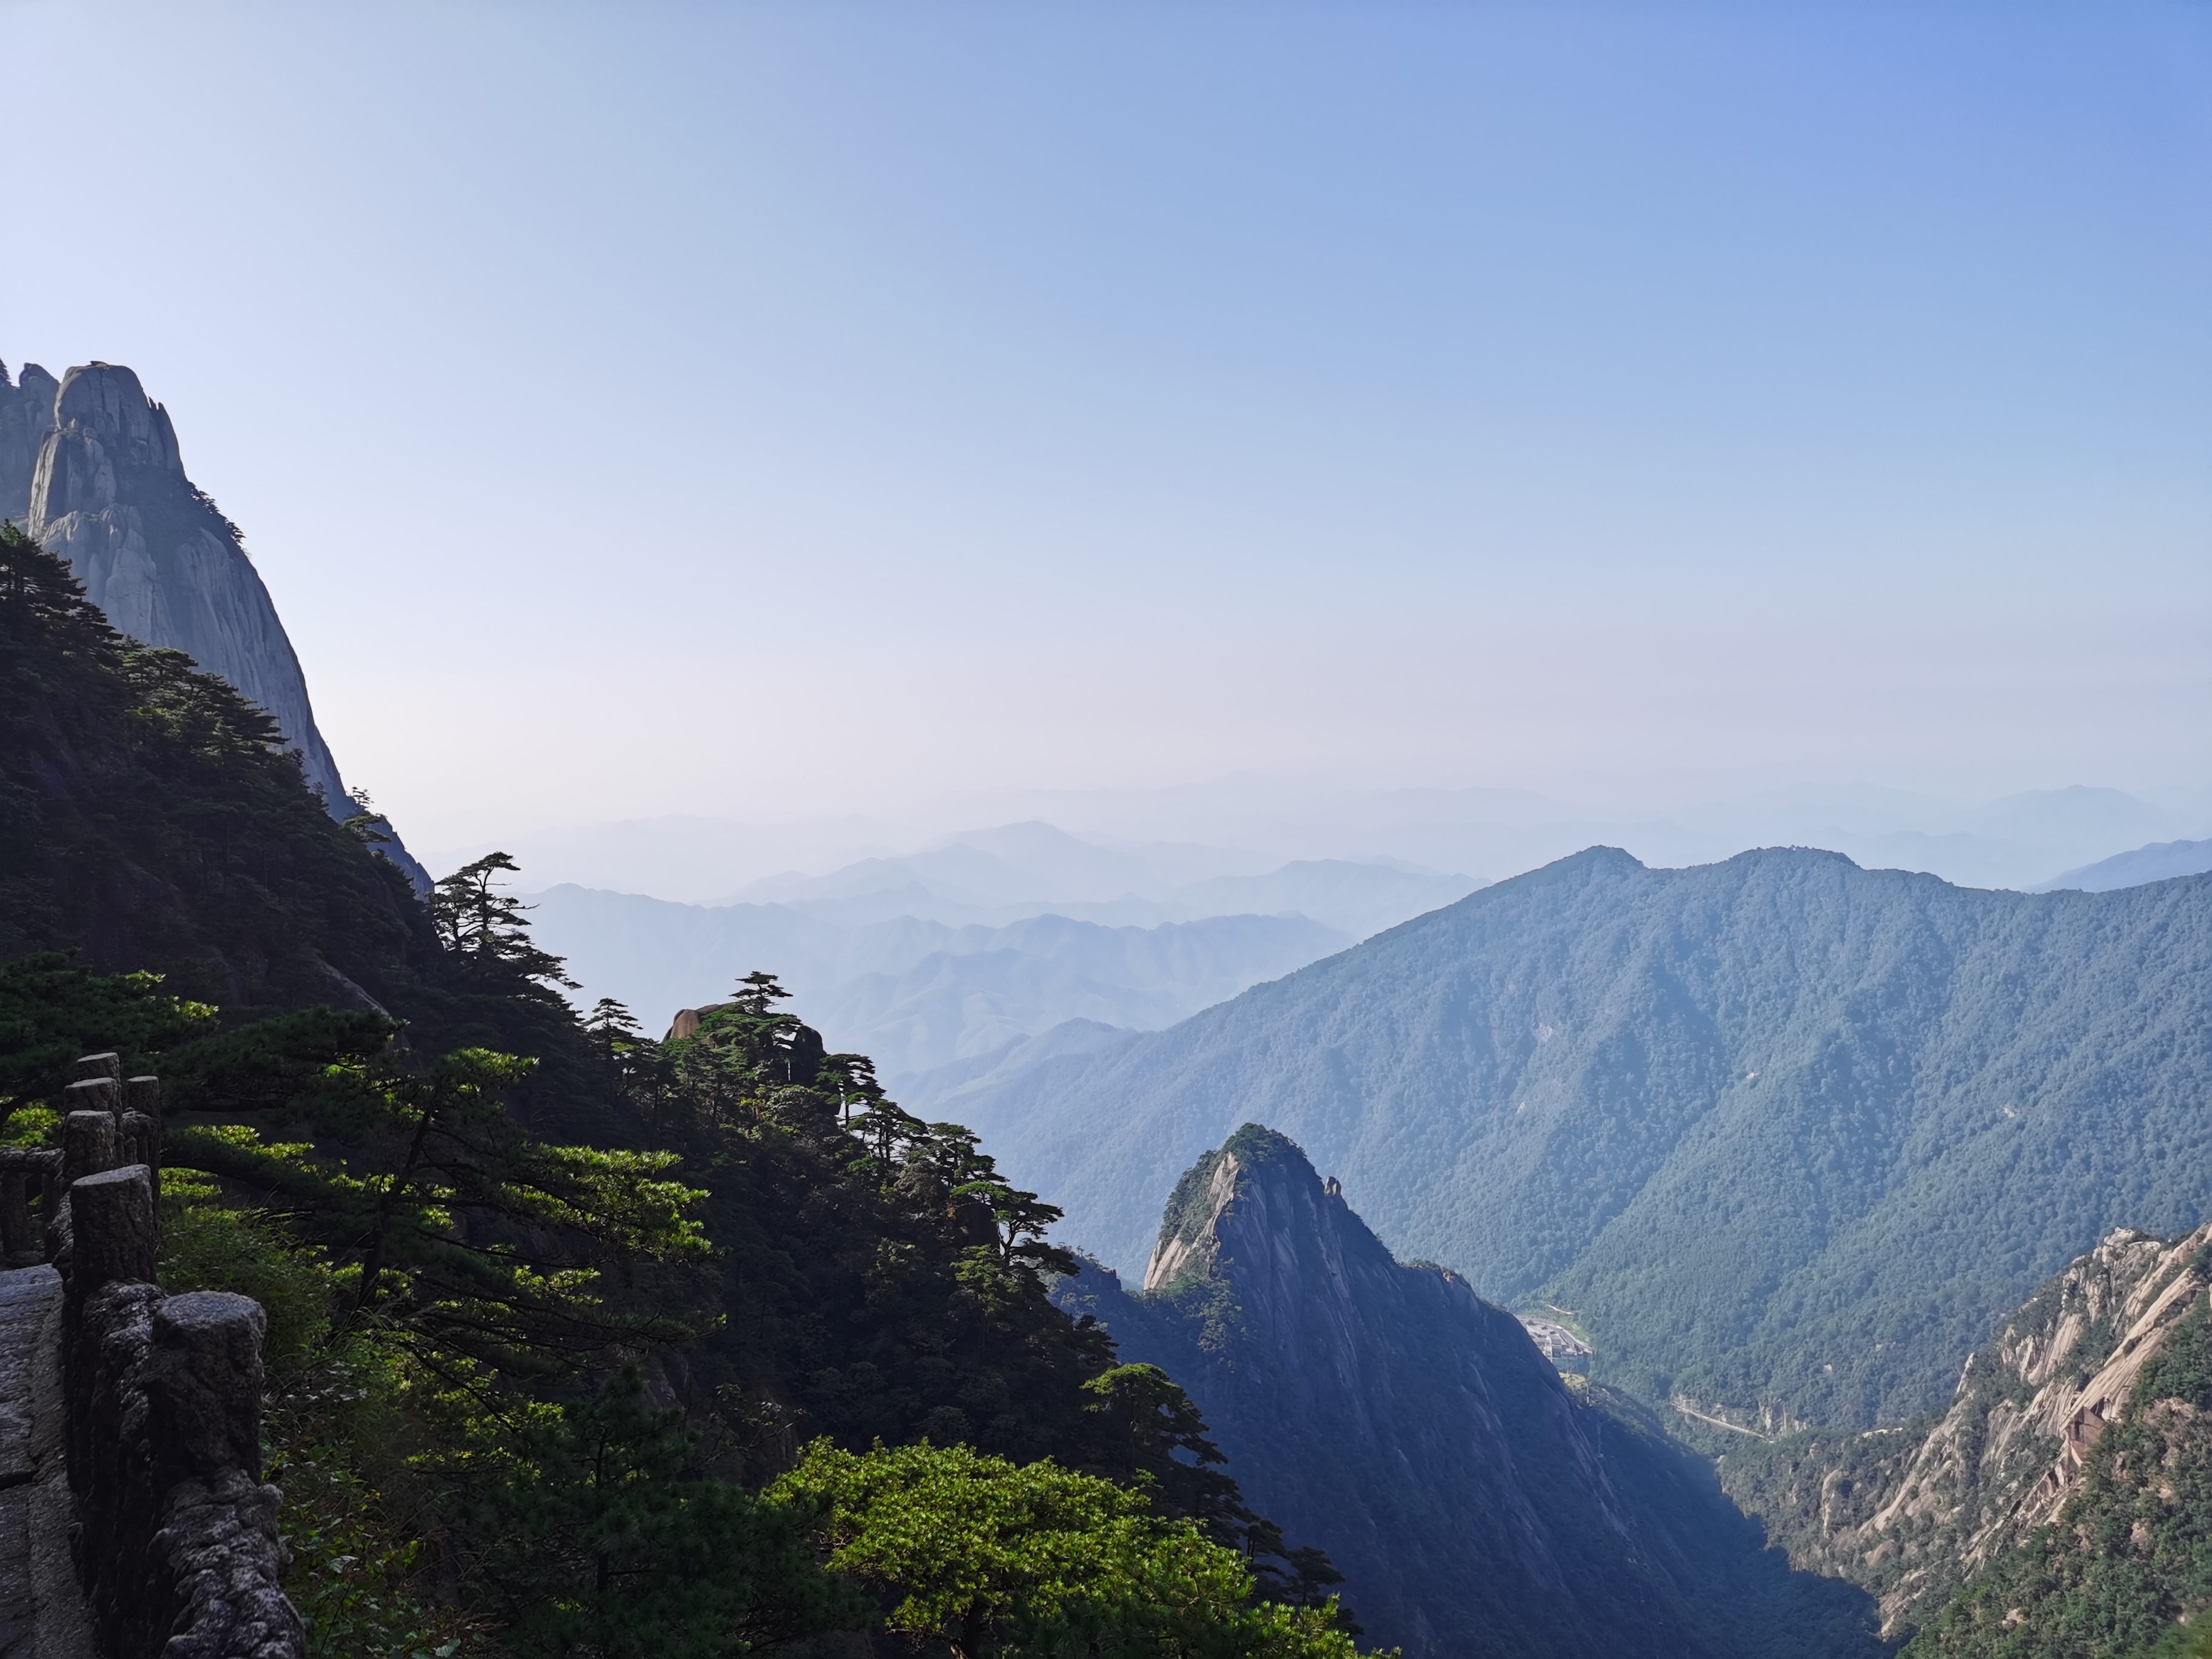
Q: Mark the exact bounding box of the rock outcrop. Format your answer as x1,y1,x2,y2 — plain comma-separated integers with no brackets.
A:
1057,1124,1882,1659
1717,1221,2212,1640
0,358,427,893
0,363,58,525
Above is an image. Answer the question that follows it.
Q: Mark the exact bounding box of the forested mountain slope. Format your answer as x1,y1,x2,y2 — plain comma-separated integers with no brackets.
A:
953,846,2212,1426
0,520,424,1021
0,523,1377,1657
1056,1125,1882,1659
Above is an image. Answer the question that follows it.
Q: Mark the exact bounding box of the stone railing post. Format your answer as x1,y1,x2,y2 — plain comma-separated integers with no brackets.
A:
122,1075,162,1195
45,1053,304,1659
139,1293,301,1659
62,1076,118,1124
52,1109,121,1272
64,1164,157,1510
0,1171,30,1266
0,1150,64,1269
70,1164,157,1292
59,1110,118,1188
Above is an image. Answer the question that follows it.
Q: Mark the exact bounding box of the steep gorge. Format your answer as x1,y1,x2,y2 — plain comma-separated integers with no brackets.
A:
1056,1125,1882,1659
959,847,2212,1427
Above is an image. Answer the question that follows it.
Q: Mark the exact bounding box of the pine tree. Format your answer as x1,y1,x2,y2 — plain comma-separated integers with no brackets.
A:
430,852,578,991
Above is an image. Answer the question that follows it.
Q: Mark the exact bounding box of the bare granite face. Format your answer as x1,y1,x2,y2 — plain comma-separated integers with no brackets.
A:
1717,1220,2212,1639
0,358,428,892
0,365,58,526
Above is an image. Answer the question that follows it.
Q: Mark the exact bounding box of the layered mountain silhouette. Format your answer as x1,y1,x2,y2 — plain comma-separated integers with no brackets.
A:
712,824,1481,936
1057,1125,1881,1658
956,847,2212,1427
2036,836,2212,893
528,882,1350,1075
523,828,1481,1070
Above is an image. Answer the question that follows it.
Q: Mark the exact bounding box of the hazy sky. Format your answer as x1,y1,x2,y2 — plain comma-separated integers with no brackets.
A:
4,1,2207,848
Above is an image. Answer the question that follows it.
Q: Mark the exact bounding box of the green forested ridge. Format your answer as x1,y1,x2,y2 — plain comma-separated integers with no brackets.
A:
942,845,2212,1426
0,523,423,1019
0,528,1368,1657
0,521,621,1142
1057,1125,1884,1659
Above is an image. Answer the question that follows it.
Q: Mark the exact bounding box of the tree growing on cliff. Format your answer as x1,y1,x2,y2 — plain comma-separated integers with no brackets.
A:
431,853,578,991
169,1044,712,1378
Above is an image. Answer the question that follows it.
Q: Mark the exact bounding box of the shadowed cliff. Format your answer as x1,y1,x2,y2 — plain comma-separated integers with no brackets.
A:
1056,1124,1882,1659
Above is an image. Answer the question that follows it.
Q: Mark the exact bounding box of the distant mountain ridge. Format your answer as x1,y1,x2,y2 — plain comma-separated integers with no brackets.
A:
0,357,427,890
2036,836,2212,894
525,840,1484,1077
1057,1125,1882,1658
454,781,2212,910
526,883,1350,1077
720,824,1483,936
950,846,2212,1429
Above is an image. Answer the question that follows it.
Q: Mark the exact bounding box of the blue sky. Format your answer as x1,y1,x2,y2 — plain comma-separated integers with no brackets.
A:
2,1,2206,847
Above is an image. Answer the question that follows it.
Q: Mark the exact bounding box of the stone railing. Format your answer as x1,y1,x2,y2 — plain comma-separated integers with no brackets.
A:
38,1051,306,1659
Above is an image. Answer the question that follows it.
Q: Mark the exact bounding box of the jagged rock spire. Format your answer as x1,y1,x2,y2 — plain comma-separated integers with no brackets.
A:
0,360,61,524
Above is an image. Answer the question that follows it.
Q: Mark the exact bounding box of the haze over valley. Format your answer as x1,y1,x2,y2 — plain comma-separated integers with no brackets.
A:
3,5,2208,1656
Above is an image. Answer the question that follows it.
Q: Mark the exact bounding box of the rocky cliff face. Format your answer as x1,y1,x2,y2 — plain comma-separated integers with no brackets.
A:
0,361,59,523
1718,1221,2212,1641
0,359,426,892
1057,1125,1882,1659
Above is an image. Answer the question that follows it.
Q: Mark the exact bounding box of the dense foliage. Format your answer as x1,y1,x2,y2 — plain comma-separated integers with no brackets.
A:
137,970,1362,1657
0,521,425,1019
0,529,1368,1656
942,845,2212,1426
776,1439,1362,1659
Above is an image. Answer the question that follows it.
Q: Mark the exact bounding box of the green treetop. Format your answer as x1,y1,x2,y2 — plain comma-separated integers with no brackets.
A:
774,1438,1378,1659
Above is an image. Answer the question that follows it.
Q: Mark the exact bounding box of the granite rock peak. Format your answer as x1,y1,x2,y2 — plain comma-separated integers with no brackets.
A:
1,358,427,891
1063,1123,1882,1658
